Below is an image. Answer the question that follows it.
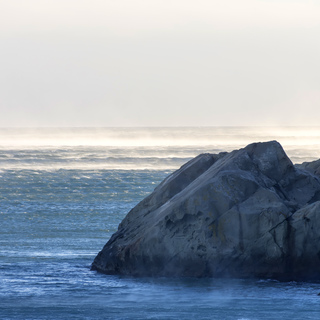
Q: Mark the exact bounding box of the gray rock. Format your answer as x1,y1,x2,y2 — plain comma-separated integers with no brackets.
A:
92,141,320,280
296,159,320,177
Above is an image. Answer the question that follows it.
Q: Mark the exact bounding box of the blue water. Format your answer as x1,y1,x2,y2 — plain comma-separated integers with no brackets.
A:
1,127,320,319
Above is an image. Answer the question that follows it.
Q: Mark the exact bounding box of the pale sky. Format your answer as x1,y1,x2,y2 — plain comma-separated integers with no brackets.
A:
0,0,319,127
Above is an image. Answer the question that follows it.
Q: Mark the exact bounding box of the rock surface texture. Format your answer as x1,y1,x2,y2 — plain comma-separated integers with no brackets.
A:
92,141,320,280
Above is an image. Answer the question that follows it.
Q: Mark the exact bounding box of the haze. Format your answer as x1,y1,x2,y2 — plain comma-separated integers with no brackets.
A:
1,0,319,127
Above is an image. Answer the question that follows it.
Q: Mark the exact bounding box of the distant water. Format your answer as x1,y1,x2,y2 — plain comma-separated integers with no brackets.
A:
1,127,320,320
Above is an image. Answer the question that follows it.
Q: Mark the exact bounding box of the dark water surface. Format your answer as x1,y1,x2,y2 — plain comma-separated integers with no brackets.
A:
1,127,320,319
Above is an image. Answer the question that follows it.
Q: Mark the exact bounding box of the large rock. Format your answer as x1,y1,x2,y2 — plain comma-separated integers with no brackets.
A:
91,141,320,280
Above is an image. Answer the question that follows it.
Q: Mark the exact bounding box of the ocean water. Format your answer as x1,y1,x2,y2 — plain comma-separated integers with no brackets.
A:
1,127,320,320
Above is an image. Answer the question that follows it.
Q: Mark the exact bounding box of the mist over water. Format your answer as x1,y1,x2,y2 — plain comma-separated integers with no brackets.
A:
1,127,320,319
1,126,320,147
0,127,319,171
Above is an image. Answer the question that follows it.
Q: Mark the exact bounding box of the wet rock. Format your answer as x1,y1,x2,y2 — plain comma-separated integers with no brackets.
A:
92,141,320,280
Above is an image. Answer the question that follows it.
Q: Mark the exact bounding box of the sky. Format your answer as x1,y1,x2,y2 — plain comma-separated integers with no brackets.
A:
0,0,319,127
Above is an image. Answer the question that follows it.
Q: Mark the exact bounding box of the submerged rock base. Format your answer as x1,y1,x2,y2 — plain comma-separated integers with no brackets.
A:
92,141,320,280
